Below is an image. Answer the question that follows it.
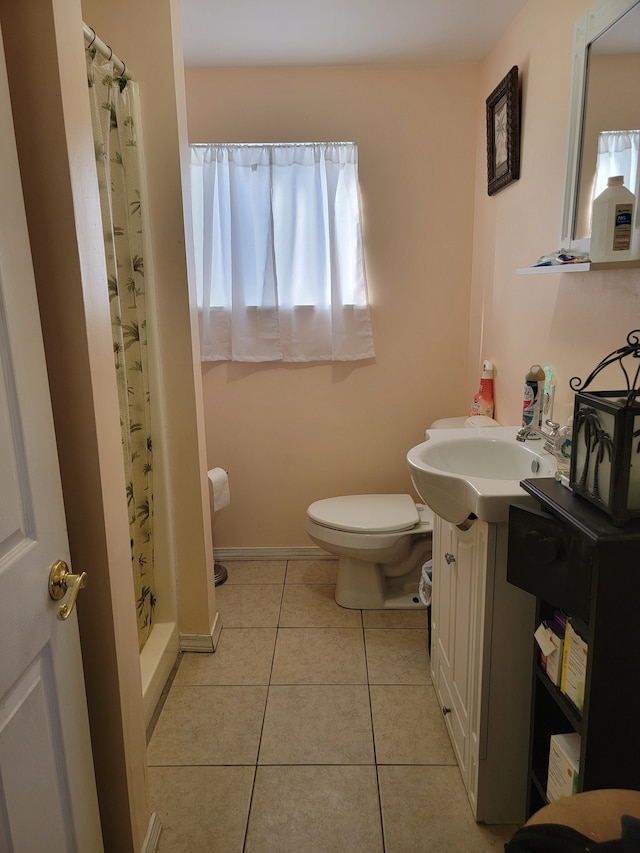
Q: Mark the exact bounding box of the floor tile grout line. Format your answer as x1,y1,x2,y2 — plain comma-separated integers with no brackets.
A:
147,759,456,767
362,615,388,852
153,680,433,690
241,765,257,853
375,763,387,853
240,571,285,853
241,573,288,850
147,760,458,770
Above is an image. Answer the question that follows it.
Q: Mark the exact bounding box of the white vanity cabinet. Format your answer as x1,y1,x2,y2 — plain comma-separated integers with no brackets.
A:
430,515,487,795
430,514,535,824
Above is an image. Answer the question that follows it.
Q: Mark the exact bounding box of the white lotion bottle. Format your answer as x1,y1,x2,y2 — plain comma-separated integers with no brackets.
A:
590,176,637,262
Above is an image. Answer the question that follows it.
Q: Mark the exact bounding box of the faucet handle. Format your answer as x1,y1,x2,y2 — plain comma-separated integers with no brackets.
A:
545,420,560,433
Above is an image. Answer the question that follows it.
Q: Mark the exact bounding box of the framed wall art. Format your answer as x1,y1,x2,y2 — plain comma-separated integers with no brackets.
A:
486,65,520,196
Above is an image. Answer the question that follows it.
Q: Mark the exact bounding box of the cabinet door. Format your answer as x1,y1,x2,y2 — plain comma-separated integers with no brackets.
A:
432,517,480,784
432,519,462,766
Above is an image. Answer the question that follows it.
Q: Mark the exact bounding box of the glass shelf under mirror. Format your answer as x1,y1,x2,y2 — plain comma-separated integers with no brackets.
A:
516,259,640,274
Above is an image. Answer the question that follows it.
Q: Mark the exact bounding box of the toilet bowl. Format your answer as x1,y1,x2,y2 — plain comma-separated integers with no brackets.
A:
305,494,434,610
305,415,501,610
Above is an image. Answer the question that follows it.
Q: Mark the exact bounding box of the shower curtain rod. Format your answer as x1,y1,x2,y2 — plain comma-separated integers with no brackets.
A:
83,22,126,77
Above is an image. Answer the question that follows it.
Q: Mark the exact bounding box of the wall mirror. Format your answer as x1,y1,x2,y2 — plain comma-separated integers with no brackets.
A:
561,0,640,249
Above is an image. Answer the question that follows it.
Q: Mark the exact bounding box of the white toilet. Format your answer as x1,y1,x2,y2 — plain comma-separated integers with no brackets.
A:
306,494,433,610
305,415,500,610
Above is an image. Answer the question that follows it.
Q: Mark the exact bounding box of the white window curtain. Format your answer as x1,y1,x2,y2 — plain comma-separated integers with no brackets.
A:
189,142,375,362
593,130,640,227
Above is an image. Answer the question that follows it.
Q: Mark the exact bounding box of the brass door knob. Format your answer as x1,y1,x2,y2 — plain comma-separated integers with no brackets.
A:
48,560,88,621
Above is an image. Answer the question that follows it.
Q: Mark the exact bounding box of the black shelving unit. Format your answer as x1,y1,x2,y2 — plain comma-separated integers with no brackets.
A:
506,478,640,818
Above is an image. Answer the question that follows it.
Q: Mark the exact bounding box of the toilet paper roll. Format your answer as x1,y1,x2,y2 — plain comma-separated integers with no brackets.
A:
208,467,230,512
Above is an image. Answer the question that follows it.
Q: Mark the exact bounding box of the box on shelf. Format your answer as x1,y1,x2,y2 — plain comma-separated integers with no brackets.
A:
546,732,581,803
534,611,567,687
561,620,588,713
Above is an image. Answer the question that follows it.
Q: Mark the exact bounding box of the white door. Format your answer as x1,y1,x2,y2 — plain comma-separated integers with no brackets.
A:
0,27,103,853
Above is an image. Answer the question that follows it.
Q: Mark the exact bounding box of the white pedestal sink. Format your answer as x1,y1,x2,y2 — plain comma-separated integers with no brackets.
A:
407,426,557,524
407,426,553,822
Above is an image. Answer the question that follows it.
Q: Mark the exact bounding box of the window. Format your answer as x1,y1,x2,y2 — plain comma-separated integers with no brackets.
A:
592,130,640,227
189,142,375,362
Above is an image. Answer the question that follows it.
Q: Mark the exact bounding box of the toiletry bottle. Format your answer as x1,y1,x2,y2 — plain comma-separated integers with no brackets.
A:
590,176,637,262
543,366,556,422
522,364,545,429
470,360,494,418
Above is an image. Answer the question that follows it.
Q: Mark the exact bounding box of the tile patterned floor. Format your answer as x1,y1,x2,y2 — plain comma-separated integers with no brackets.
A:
147,559,517,851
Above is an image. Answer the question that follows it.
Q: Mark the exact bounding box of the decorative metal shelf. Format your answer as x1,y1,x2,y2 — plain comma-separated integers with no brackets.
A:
569,330,640,526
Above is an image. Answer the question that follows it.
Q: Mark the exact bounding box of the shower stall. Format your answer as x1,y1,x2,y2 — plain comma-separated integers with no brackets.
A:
85,25,179,725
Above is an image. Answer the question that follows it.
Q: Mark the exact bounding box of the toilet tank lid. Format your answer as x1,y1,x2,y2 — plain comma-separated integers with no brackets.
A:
307,494,421,533
429,415,500,429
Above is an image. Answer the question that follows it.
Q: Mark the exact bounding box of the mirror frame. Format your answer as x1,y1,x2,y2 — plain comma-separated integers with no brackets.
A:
561,0,640,249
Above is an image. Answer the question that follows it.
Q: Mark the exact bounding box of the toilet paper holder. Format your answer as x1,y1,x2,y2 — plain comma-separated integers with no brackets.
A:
208,467,230,586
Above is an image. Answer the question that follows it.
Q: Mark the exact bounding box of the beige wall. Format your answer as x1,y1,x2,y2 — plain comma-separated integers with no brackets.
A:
470,0,640,435
188,0,640,551
186,64,480,547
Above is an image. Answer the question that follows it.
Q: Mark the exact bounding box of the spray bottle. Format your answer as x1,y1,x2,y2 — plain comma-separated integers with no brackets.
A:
522,364,545,429
470,360,494,418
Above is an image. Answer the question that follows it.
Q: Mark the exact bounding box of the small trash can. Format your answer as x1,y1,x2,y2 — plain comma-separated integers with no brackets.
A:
419,560,432,607
419,560,433,655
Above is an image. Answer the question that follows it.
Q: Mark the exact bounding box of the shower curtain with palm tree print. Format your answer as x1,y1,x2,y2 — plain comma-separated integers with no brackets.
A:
87,50,155,649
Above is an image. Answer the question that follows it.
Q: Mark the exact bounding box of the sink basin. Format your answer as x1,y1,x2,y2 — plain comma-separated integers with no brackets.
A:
407,426,557,524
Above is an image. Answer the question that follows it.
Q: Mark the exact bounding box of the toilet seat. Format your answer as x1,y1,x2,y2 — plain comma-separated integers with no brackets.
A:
307,494,421,533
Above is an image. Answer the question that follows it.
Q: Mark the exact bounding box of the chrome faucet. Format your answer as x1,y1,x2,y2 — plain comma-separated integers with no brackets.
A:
516,420,560,454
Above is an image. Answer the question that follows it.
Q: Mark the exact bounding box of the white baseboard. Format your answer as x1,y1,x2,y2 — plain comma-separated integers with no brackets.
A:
211,611,222,649
140,811,162,853
213,545,331,561
179,632,214,652
140,622,180,728
179,612,222,653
